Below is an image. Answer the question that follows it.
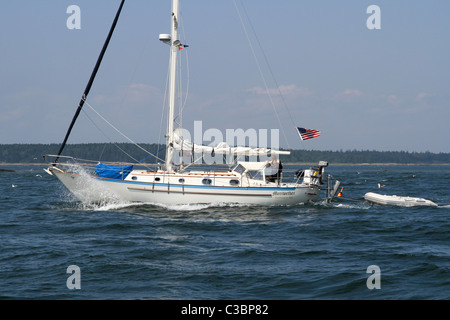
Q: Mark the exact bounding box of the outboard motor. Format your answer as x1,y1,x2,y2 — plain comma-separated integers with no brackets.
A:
317,161,328,184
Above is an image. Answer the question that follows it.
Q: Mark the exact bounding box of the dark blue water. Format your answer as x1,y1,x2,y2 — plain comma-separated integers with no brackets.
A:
1,165,449,300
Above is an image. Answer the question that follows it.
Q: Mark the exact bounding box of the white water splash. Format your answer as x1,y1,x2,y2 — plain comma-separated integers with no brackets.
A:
65,164,125,207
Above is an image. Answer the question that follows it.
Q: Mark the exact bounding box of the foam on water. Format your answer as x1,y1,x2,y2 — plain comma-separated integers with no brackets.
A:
88,201,136,212
153,202,219,212
334,202,372,210
78,199,257,213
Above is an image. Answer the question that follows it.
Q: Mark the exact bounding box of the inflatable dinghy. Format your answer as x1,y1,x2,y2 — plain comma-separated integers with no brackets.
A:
364,192,438,207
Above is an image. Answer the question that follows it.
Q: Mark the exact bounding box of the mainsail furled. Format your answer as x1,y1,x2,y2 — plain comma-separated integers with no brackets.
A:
172,129,290,156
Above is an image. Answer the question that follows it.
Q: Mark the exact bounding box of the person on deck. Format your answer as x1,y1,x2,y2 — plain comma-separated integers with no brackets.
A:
267,155,283,183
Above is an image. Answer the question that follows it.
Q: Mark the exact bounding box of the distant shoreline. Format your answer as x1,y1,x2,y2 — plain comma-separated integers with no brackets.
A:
2,144,448,164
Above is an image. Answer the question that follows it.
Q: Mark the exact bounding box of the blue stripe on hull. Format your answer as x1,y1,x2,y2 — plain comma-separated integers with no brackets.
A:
93,175,298,192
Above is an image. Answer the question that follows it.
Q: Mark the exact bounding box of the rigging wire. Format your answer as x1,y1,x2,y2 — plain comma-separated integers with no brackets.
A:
80,107,140,164
83,100,165,163
93,28,158,165
156,55,172,165
232,0,293,150
238,0,298,130
177,12,191,121
169,11,191,167
175,51,184,129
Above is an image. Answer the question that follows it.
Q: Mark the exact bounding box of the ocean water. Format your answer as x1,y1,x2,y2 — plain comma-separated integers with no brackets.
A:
0,164,449,300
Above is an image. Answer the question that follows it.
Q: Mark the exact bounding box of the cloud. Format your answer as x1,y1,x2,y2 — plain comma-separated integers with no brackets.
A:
382,92,439,114
333,89,363,101
1,87,59,124
386,94,403,106
247,84,314,97
0,87,67,142
91,83,163,108
240,84,315,116
416,92,428,100
186,84,314,118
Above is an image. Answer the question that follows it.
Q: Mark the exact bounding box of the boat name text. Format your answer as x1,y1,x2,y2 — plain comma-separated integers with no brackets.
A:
272,191,295,197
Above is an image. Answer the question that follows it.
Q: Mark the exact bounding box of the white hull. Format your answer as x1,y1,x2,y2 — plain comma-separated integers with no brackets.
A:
364,192,437,207
47,1,334,208
50,168,321,206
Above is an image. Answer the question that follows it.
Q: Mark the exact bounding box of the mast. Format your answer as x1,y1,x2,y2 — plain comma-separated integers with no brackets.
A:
54,0,125,163
164,0,180,172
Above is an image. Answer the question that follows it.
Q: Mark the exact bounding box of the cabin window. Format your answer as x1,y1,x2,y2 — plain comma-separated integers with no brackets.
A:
233,164,245,174
155,177,160,182
179,178,185,183
131,176,137,180
229,179,239,186
248,170,263,181
202,178,212,185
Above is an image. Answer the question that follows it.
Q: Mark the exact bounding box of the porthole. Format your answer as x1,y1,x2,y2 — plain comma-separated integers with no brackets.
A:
155,177,160,182
179,178,185,183
229,179,239,186
202,178,212,185
131,176,137,180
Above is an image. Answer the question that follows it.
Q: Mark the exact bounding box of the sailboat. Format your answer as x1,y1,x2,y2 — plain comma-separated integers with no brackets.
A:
46,0,338,206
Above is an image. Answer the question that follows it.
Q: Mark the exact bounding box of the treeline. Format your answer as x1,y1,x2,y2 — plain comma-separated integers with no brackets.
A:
285,149,450,164
0,143,164,164
1,143,449,164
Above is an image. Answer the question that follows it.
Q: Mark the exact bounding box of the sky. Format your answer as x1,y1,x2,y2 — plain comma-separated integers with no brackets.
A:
1,0,449,153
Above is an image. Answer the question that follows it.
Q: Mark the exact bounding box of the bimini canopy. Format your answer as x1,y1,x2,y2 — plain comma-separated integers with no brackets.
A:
236,161,268,171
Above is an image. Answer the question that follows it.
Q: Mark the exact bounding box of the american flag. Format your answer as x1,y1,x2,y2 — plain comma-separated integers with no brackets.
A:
297,127,321,141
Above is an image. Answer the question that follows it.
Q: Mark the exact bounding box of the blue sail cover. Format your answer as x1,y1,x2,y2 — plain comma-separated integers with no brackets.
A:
95,163,133,180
